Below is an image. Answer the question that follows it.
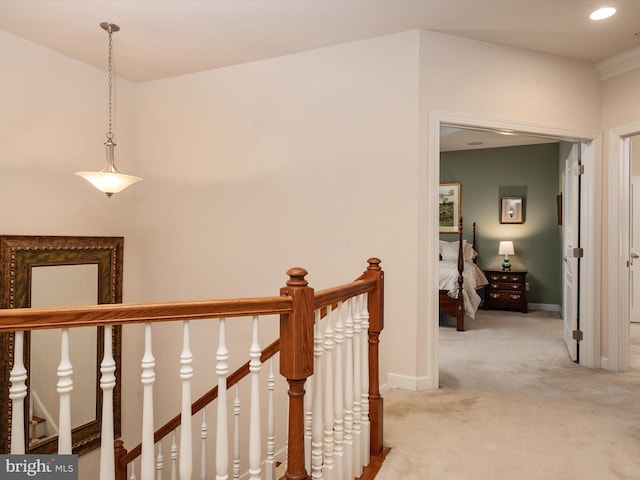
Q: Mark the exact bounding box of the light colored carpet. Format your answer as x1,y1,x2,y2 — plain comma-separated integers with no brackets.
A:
377,310,640,480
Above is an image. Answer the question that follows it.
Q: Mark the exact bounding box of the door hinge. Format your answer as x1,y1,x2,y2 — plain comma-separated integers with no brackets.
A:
572,330,583,342
572,247,584,258
574,164,585,175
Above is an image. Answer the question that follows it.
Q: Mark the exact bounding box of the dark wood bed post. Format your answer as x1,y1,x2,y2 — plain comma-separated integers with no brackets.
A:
472,222,478,263
280,268,314,480
455,217,465,331
363,257,385,456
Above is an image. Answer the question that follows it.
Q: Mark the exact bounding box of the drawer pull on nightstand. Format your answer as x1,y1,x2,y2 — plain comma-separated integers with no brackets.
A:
510,294,521,300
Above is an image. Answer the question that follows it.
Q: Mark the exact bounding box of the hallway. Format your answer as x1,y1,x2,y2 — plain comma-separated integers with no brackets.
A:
377,310,640,479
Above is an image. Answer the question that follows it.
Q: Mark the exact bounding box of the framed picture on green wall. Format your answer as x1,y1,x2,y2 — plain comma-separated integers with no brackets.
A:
500,196,525,224
439,183,461,233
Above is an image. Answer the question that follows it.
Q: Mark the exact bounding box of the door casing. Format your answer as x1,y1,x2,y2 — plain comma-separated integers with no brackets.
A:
607,123,640,371
425,110,602,390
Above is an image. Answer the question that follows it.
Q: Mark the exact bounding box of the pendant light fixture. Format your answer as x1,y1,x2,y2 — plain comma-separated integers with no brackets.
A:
76,22,142,197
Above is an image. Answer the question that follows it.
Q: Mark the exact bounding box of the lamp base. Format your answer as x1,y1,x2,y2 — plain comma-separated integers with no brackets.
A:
502,255,511,271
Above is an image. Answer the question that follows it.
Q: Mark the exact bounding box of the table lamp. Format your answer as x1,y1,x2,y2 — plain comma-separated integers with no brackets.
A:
499,241,515,271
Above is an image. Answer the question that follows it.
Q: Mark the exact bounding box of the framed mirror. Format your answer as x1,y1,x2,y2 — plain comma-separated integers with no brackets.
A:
0,235,123,455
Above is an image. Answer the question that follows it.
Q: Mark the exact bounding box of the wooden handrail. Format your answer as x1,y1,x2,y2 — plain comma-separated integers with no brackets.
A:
313,278,375,311
0,296,292,332
1,258,385,480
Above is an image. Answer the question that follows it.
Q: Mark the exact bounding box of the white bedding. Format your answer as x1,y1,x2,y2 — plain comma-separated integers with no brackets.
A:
439,260,488,319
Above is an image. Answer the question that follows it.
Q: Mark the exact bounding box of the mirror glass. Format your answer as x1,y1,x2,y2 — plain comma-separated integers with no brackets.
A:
29,265,98,447
0,235,123,455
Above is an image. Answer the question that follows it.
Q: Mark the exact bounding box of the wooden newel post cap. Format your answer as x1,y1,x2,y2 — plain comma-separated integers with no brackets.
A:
286,267,309,287
367,258,382,271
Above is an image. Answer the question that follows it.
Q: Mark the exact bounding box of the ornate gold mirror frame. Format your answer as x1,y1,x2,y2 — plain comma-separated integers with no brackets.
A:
0,235,123,455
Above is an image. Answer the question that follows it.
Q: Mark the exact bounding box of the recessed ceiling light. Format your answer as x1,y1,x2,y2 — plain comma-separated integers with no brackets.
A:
590,7,616,20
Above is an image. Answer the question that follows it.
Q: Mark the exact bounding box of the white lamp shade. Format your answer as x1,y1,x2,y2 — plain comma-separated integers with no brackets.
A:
499,241,515,255
76,171,142,195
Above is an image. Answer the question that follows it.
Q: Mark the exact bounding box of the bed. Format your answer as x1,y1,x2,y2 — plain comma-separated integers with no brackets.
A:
439,218,488,331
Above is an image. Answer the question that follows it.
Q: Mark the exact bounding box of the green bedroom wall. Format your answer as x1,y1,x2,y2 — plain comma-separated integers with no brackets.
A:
440,143,561,306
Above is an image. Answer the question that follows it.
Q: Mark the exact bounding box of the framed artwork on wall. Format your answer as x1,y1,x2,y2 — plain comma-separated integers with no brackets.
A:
439,183,461,233
500,196,525,224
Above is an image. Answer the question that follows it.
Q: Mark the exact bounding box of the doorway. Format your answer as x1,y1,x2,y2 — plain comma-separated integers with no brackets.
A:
607,125,640,372
426,111,601,389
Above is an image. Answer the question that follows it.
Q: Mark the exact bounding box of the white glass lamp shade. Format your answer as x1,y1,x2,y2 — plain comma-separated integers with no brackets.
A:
76,141,142,197
498,241,515,256
76,171,142,196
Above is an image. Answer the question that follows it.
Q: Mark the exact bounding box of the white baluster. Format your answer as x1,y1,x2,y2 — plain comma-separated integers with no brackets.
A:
129,461,137,480
360,293,370,467
322,306,335,480
304,376,312,474
100,326,116,480
248,316,262,480
170,432,178,480
311,309,324,480
352,297,363,476
57,328,73,454
10,331,27,454
201,407,208,480
233,385,240,480
333,302,345,480
180,321,193,480
343,298,354,479
216,318,229,480
156,440,164,480
265,358,277,480
141,323,156,480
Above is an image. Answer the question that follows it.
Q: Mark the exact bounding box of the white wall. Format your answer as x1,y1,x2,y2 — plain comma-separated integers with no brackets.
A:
414,30,601,386
132,29,421,403
0,29,140,479
600,67,640,365
3,22,635,474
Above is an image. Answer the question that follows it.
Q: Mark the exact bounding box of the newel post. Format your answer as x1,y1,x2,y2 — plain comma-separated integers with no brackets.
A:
280,268,314,480
114,439,128,480
363,258,384,456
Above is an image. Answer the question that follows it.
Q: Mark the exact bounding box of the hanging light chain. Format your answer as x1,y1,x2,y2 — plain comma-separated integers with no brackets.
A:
103,22,118,142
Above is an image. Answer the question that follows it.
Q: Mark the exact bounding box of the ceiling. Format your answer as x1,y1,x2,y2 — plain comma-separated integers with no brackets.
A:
0,0,639,83
440,127,559,152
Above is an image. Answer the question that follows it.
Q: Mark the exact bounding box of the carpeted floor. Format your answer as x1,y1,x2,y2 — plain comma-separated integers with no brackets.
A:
376,310,640,480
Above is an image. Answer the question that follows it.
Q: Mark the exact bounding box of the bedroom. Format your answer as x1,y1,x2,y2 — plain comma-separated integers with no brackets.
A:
438,131,570,335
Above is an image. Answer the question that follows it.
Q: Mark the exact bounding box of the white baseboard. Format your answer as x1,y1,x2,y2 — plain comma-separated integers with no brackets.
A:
528,303,561,313
386,373,436,391
600,356,610,370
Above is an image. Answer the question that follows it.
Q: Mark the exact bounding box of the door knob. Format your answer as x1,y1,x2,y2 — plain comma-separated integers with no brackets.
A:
632,252,640,259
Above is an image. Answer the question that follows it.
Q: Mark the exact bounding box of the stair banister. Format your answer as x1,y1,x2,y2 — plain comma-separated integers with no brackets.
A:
279,267,314,480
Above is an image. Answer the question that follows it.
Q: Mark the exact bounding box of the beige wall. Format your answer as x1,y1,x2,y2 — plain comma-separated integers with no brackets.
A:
132,29,604,394
632,136,640,175
2,23,639,472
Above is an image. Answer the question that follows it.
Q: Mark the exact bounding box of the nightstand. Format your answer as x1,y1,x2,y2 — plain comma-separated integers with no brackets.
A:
483,270,528,313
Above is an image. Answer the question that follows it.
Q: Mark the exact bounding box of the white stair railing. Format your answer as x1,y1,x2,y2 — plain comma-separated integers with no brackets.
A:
216,318,230,480
322,305,336,480
140,323,156,480
56,328,73,455
265,358,277,480
9,331,27,454
3,259,384,480
100,325,117,480
179,320,194,480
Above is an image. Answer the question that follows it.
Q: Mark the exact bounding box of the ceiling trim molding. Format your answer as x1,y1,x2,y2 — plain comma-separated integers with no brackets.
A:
596,44,640,80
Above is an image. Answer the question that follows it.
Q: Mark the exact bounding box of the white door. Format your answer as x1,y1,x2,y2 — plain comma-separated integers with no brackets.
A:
563,144,580,361
631,175,640,323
